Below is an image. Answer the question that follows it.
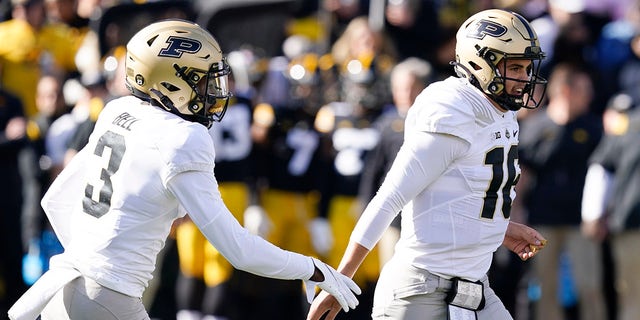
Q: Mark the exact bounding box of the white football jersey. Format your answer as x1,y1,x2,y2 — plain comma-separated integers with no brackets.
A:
43,96,314,298
353,77,520,281
43,96,213,297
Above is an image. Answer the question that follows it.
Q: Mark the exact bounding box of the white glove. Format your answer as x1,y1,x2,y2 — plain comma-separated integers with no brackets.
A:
243,205,272,238
308,217,334,256
304,257,361,312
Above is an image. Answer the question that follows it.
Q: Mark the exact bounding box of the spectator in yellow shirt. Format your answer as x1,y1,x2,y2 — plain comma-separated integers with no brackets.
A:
0,0,84,118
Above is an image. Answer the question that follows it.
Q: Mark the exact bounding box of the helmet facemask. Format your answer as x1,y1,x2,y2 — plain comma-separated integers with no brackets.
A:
479,47,547,111
171,58,232,128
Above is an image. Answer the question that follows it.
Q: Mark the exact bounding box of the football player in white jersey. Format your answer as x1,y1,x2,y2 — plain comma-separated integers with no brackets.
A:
8,19,361,320
307,9,549,320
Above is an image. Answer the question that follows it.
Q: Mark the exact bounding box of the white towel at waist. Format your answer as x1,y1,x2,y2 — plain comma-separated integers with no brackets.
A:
8,256,81,320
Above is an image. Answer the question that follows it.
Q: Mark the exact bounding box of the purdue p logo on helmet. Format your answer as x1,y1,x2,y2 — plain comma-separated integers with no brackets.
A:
125,19,232,128
159,36,203,58
467,20,507,40
453,9,548,111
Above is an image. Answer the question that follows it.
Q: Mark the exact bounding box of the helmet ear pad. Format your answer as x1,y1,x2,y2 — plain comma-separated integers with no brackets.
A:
487,81,504,95
477,50,504,95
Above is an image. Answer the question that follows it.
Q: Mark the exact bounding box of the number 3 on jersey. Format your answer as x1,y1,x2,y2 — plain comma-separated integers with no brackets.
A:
83,131,126,218
481,145,519,219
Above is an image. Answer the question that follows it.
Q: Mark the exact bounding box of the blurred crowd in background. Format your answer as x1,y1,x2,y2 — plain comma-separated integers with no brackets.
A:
1,0,640,319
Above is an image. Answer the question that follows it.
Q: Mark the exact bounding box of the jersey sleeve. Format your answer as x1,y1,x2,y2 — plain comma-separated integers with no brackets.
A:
156,124,216,185
406,85,476,143
167,170,314,280
351,131,470,249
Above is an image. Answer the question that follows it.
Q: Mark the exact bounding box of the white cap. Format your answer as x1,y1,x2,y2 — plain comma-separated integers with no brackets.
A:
549,0,585,13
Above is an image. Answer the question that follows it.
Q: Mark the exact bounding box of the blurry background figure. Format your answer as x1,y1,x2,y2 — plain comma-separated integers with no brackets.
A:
616,32,640,108
591,0,640,113
582,95,640,320
357,57,432,268
242,48,326,320
321,0,368,43
304,17,398,319
379,0,439,61
0,0,84,118
0,2,89,284
313,97,380,320
529,0,617,110
20,73,69,290
529,0,592,73
281,34,327,118
63,45,129,164
0,88,28,316
174,74,255,320
517,63,605,320
44,76,89,178
326,16,395,114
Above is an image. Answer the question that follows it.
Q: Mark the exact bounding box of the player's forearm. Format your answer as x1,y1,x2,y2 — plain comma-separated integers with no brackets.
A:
337,241,370,278
169,171,315,280
197,212,315,280
504,220,529,239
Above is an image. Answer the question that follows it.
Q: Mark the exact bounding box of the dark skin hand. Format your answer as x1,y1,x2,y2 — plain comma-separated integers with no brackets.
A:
310,266,325,282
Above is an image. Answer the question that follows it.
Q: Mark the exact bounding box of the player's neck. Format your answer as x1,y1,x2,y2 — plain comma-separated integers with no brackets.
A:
487,96,508,113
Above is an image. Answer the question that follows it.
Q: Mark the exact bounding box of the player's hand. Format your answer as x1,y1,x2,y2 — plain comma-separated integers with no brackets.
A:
503,221,547,261
304,258,360,313
309,218,334,256
307,289,342,320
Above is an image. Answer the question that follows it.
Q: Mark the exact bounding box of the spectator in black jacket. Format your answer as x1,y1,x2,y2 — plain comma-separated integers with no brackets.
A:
0,88,28,315
517,63,606,320
582,100,640,320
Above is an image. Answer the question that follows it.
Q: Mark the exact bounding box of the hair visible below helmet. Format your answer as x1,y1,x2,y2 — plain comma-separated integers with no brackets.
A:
453,9,547,111
125,19,231,127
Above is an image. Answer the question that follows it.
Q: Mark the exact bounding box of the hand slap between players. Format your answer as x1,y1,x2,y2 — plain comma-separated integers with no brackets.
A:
503,221,547,261
304,258,361,313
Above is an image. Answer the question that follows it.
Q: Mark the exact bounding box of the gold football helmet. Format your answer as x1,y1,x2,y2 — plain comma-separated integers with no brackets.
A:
453,9,547,111
125,19,231,127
